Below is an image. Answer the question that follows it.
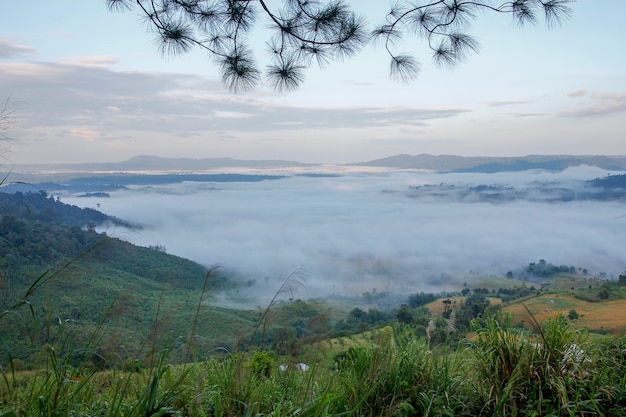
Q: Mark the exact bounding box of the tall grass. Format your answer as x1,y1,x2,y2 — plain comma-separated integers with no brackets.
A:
3,256,626,416
468,308,604,416
3,319,626,416
330,327,471,416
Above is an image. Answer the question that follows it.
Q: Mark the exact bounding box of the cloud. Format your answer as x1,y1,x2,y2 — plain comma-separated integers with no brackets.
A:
62,167,626,306
104,105,122,113
568,89,588,98
60,55,123,67
0,38,36,59
561,91,626,117
592,92,626,101
211,110,255,119
66,127,101,141
506,112,548,118
486,100,532,107
0,59,468,143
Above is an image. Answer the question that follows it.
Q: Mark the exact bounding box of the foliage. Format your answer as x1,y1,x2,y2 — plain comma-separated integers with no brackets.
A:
3,179,626,415
333,307,394,335
250,350,274,377
0,194,254,367
3,294,626,416
468,311,601,415
106,0,574,91
567,309,578,320
524,258,579,279
407,291,438,308
496,284,537,302
571,281,626,303
0,191,130,229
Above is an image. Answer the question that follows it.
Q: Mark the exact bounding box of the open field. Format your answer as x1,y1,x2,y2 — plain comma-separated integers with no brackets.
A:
502,293,626,334
542,273,606,291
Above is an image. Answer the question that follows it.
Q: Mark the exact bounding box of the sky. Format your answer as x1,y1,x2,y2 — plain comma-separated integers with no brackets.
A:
1,0,625,165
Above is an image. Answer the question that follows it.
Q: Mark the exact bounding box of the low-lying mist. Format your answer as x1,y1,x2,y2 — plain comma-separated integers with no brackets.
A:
62,166,625,306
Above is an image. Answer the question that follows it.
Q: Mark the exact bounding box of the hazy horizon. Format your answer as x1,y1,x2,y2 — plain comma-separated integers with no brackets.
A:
12,152,626,166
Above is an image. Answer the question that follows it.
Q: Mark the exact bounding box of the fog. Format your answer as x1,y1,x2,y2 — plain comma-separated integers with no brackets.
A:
62,166,626,303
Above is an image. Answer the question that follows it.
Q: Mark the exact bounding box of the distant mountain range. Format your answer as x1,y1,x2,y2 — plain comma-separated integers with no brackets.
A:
12,154,626,175
14,155,309,173
351,154,626,172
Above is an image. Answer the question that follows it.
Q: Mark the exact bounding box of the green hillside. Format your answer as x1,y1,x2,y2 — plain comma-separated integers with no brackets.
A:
0,191,259,366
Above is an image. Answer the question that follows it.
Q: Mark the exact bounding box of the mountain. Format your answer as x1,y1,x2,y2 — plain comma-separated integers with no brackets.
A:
9,154,626,192
353,154,626,172
15,155,310,173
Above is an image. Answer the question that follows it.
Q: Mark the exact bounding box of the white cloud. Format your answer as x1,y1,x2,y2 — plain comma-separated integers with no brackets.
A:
0,38,36,59
561,91,626,117
60,55,123,67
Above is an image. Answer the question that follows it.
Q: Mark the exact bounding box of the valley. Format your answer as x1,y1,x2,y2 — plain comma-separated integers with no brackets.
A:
1,155,625,415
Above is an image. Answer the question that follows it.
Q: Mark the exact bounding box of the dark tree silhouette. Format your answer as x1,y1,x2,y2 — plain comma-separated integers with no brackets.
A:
106,0,573,91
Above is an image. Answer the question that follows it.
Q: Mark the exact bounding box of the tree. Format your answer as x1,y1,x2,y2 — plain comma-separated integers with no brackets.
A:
396,304,414,324
0,98,15,164
106,0,574,91
407,291,436,307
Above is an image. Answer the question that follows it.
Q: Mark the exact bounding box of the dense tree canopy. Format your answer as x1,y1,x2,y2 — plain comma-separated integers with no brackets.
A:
107,0,574,91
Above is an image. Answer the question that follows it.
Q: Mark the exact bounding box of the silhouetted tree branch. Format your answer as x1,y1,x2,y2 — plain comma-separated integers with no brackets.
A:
106,0,574,91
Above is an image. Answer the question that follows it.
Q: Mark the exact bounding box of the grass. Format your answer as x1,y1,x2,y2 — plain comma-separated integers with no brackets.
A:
5,313,625,416
0,255,260,367
4,274,626,417
3,234,626,415
307,327,394,366
544,273,605,291
502,293,626,333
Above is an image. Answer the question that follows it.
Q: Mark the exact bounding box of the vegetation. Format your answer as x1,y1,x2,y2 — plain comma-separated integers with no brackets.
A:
3,310,626,416
0,191,259,367
2,189,626,415
106,0,574,91
0,191,131,230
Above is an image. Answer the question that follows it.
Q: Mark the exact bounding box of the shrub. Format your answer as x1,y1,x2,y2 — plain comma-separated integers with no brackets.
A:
250,350,274,377
567,309,579,320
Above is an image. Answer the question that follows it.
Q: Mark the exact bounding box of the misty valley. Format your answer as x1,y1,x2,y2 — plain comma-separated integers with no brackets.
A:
1,157,626,416
55,164,626,301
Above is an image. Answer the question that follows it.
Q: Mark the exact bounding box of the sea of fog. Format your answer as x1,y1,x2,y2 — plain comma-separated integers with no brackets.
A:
61,166,625,301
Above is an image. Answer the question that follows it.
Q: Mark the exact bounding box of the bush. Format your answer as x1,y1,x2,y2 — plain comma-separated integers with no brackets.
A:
568,309,579,320
250,351,274,377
